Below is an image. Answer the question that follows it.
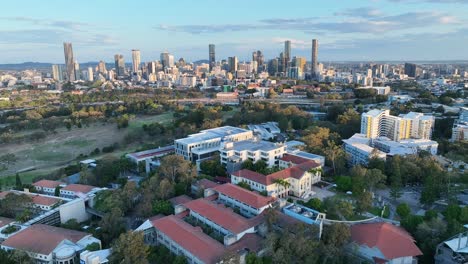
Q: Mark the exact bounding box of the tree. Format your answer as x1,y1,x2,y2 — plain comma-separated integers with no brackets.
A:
54,186,61,197
9,250,32,264
159,155,195,183
100,208,126,246
324,141,345,174
355,191,372,214
110,231,149,264
396,203,411,219
157,178,174,200
15,173,22,189
364,168,386,193
152,200,173,215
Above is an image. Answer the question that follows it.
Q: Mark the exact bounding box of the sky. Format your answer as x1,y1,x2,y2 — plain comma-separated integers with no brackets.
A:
0,0,467,63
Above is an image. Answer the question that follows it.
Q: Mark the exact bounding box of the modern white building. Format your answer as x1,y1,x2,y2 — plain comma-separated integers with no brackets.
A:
219,139,286,168
1,224,101,264
357,86,391,95
343,133,438,165
174,126,254,163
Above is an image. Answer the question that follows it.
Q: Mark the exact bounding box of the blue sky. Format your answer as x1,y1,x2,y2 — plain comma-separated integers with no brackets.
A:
0,0,467,63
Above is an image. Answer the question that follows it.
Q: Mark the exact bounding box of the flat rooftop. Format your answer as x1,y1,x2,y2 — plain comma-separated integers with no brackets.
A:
224,139,283,152
175,126,250,145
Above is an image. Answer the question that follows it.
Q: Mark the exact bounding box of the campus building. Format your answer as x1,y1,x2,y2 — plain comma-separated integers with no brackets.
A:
175,126,254,163
451,107,468,142
230,160,321,199
220,139,286,169
32,180,66,196
205,183,275,218
1,224,101,264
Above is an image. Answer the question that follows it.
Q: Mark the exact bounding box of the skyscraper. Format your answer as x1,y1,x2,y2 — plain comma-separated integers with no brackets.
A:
268,58,279,76
114,54,125,77
52,65,62,81
63,42,75,82
209,44,216,71
132,49,141,74
252,50,264,72
98,61,107,74
404,63,417,78
284,40,291,71
228,57,238,73
311,39,318,79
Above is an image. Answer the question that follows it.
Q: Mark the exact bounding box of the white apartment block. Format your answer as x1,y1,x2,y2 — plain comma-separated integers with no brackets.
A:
451,107,468,142
361,109,434,141
175,126,254,163
219,139,286,168
357,86,391,95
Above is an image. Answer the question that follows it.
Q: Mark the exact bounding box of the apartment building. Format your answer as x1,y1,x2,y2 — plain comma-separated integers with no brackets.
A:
175,126,254,162
451,107,468,142
361,109,434,141
231,160,321,199
1,224,101,264
220,139,286,168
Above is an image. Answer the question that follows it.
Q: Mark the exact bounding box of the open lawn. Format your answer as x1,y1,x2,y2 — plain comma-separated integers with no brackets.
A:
0,112,176,180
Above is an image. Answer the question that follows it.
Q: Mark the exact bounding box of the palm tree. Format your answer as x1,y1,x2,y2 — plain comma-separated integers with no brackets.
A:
274,179,291,197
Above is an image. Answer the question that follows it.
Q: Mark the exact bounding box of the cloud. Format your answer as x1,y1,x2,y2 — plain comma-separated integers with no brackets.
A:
156,11,460,35
0,29,117,46
388,0,467,3
0,16,91,30
335,7,384,17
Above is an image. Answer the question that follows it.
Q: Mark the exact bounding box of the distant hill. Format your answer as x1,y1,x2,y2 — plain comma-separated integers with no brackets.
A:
0,62,53,71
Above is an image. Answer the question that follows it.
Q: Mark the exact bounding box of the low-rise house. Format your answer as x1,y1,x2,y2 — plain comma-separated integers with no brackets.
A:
1,224,101,264
60,184,98,199
231,160,321,199
350,223,422,264
32,180,65,195
191,179,219,196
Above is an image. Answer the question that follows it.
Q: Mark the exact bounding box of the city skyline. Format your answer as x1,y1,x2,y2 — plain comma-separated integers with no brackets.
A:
0,0,467,63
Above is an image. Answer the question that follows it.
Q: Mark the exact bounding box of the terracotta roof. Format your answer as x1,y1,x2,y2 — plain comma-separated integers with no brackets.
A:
152,215,225,264
196,179,220,189
169,195,193,207
232,160,320,186
227,233,264,253
32,180,63,189
213,183,274,209
279,154,311,165
183,198,253,234
232,169,267,185
2,224,90,255
0,217,14,228
351,223,422,260
0,191,12,199
61,184,96,194
31,195,61,206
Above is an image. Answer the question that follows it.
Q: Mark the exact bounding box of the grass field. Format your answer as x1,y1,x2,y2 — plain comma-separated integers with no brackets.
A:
0,112,177,183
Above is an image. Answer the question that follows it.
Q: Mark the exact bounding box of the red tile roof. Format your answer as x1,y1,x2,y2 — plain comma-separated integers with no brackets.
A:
351,223,422,260
32,180,63,189
213,183,274,209
279,154,311,165
169,195,193,207
197,179,220,189
31,195,61,206
2,224,90,255
232,169,267,185
152,215,225,264
0,217,14,228
61,184,96,194
183,198,253,234
232,160,320,186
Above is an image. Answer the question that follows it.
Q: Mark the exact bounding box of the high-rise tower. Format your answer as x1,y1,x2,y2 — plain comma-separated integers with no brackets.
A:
132,49,141,74
114,54,125,76
63,42,75,82
311,39,318,79
284,40,291,71
209,44,216,71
